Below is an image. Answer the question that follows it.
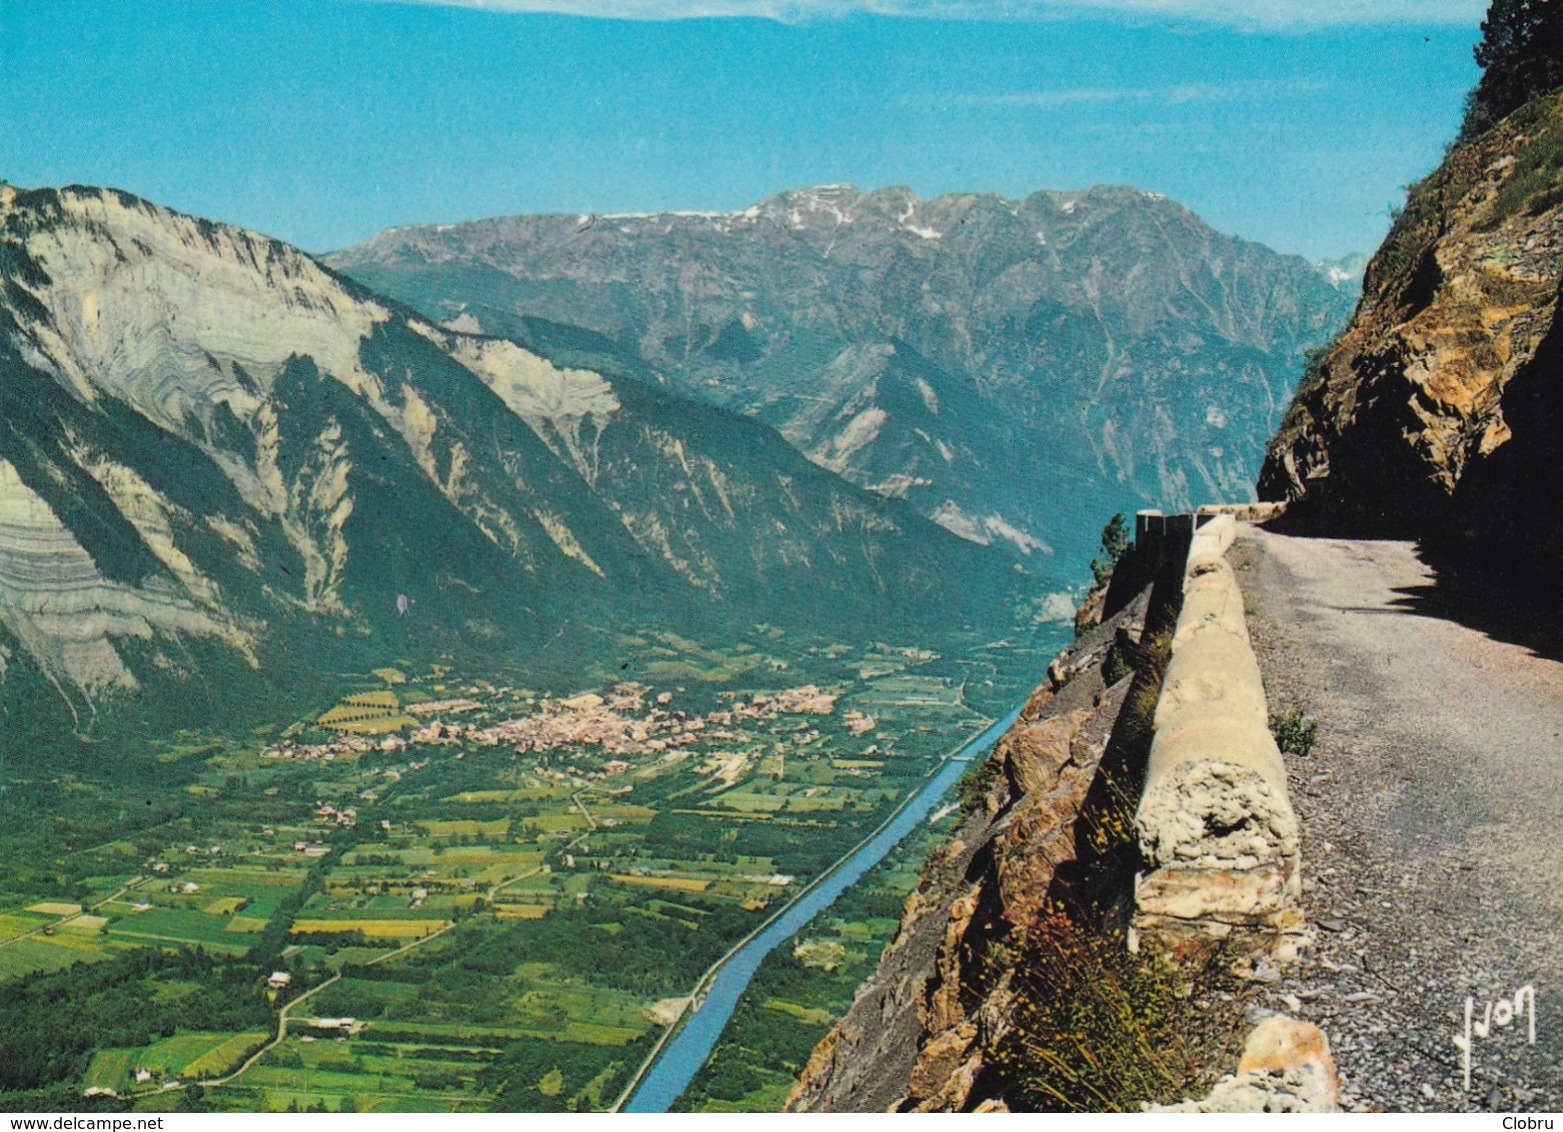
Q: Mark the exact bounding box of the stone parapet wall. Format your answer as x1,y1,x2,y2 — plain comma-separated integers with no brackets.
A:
1196,501,1289,523
1132,513,1306,959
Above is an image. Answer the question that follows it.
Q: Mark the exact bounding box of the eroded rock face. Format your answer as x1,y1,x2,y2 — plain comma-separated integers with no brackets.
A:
0,456,248,702
786,592,1150,1112
1259,91,1563,593
1137,756,1298,874
0,182,1027,737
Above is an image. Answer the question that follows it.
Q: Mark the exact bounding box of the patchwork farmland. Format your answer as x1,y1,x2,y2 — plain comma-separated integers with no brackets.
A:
0,625,1056,1112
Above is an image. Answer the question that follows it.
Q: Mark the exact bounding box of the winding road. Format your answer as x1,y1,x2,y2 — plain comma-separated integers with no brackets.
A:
124,918,462,1098
0,876,148,949
1235,526,1563,1111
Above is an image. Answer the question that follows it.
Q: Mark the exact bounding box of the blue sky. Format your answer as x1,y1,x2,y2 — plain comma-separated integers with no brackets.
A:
0,0,1483,260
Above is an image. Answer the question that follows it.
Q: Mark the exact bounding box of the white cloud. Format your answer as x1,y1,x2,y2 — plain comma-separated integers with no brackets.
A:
951,80,1324,108
372,0,1484,30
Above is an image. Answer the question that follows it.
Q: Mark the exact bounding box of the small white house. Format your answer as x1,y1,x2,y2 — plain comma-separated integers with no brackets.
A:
267,970,293,989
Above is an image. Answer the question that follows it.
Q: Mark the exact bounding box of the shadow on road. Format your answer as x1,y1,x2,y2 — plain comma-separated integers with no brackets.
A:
1388,545,1563,666
1256,514,1563,665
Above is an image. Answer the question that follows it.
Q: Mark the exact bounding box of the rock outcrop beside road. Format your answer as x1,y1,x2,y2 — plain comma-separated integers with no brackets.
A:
788,519,1335,1112
787,579,1164,1112
1260,90,1563,599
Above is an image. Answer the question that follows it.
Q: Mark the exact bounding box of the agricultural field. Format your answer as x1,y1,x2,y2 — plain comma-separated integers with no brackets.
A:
318,691,420,736
673,814,961,1112
81,1029,270,1094
0,912,50,942
0,621,1062,1112
83,1049,139,1093
0,934,124,980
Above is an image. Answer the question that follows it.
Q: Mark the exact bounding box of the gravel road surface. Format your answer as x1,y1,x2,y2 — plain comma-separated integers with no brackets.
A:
1235,526,1563,1113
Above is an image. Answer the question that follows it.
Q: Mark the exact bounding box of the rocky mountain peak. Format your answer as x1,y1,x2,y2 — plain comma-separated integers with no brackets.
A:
6,185,390,452
331,184,1358,569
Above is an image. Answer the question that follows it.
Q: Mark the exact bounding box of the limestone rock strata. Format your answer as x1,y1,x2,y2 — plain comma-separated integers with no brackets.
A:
11,186,383,430
0,181,1026,732
0,184,621,706
0,457,247,703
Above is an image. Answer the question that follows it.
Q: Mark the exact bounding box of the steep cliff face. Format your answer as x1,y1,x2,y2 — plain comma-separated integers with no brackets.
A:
0,182,1027,744
331,185,1358,567
1260,91,1563,595
787,521,1319,1112
787,564,1184,1112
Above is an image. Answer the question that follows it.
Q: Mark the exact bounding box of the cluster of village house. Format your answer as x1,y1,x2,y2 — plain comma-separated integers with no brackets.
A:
79,685,893,1098
261,683,873,771
128,682,883,881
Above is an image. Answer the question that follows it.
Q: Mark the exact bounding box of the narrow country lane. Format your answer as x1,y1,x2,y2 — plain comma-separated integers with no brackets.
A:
0,877,148,950
1235,526,1563,1112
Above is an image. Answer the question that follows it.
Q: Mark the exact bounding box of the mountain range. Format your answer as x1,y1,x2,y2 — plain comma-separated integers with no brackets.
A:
0,182,1025,752
331,184,1362,567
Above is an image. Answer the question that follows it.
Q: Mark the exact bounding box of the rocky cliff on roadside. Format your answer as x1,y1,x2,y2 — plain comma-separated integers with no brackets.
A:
783,535,1286,1112
785,585,1152,1111
1259,90,1563,600
785,516,1346,1112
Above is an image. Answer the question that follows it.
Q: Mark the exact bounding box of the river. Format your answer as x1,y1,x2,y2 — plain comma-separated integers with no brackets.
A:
621,702,1025,1112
